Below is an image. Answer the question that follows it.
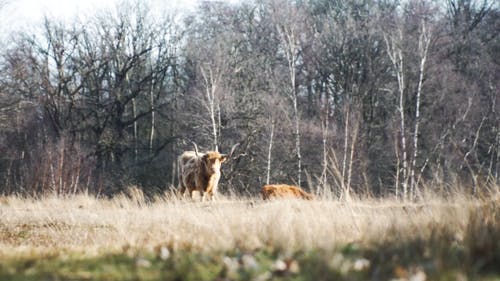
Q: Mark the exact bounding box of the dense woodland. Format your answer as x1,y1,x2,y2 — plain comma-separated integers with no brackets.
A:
0,0,498,199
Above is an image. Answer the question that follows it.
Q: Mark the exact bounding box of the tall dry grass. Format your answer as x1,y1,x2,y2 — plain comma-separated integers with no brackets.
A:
2,187,498,260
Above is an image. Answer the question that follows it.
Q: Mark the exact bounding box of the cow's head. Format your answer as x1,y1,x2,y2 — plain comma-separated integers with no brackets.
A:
202,151,227,175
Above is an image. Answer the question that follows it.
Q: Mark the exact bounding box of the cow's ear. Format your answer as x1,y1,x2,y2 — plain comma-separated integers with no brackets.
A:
220,154,227,163
202,154,209,162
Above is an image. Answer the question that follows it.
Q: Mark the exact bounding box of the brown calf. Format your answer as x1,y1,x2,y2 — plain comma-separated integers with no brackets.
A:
261,184,314,200
178,150,227,201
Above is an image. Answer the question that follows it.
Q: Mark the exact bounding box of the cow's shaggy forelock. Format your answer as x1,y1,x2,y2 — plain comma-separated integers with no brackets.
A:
201,152,225,175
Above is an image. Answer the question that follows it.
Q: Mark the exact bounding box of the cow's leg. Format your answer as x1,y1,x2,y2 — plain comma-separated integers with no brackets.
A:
179,186,186,198
208,191,216,201
206,184,216,201
203,192,212,202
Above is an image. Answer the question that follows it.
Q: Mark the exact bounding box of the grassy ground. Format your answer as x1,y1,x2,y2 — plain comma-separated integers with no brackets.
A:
1,190,500,280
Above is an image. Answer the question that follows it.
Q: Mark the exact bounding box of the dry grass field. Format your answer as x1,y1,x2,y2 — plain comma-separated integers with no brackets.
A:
1,188,500,280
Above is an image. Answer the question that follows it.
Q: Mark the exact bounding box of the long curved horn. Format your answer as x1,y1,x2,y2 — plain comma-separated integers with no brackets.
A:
229,143,240,157
192,141,199,157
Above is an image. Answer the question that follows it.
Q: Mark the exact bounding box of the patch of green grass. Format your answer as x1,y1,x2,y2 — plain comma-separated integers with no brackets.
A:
0,251,229,281
1,239,499,281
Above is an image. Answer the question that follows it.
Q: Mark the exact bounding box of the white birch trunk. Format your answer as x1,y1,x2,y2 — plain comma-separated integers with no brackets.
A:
495,130,500,184
464,117,485,194
321,88,329,195
276,24,302,186
210,87,218,152
58,140,65,193
125,71,137,162
394,132,400,198
384,28,409,200
200,66,219,152
217,101,222,152
341,105,350,194
266,118,275,185
149,76,155,157
397,52,408,201
132,98,138,162
293,94,302,186
321,127,328,195
346,120,358,201
410,20,431,199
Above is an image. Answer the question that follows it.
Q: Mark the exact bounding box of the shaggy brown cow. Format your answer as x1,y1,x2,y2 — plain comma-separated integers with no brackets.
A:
178,150,227,201
261,184,314,200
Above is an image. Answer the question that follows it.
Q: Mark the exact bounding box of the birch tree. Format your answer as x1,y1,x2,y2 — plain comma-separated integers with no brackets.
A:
409,19,432,199
382,1,441,199
320,81,329,194
272,0,305,186
266,118,275,185
384,26,409,200
200,64,223,152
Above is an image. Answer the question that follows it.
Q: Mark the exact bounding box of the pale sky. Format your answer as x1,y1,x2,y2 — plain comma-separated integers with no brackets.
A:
0,0,201,40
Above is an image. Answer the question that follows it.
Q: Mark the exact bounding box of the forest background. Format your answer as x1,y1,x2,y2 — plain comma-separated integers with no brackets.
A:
0,0,498,200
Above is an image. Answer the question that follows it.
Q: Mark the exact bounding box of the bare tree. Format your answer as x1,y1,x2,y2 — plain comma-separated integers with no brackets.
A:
345,112,359,200
266,118,275,185
271,0,306,186
384,24,410,200
409,18,433,199
199,64,223,152
319,81,330,194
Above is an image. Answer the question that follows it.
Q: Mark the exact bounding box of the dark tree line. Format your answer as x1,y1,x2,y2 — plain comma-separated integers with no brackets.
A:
0,0,498,199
